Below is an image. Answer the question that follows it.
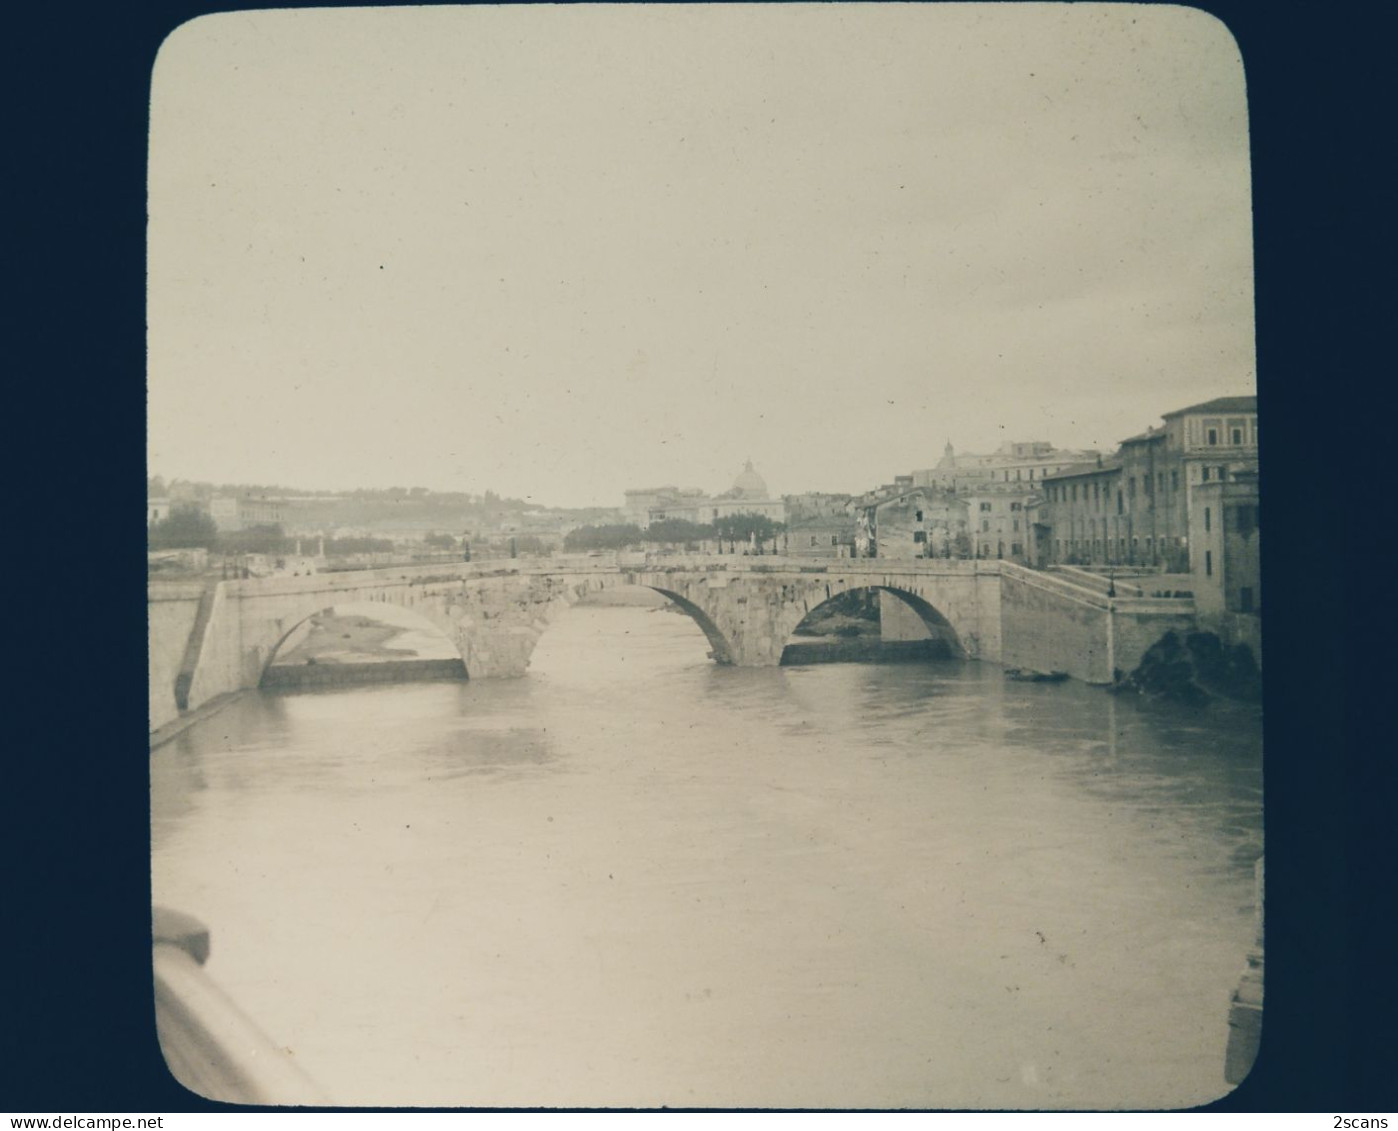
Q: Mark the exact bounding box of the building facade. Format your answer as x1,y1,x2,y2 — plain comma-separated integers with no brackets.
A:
962,482,1037,563
1187,469,1260,617
1036,396,1258,574
209,494,289,532
852,487,970,560
913,440,1100,494
783,492,855,557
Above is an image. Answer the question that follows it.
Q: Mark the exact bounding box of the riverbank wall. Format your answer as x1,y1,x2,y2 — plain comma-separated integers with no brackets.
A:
149,583,206,731
260,658,467,691
781,639,954,665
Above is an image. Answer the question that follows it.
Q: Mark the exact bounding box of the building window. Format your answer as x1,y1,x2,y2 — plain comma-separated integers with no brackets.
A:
810,535,818,547
1071,485,1078,502
1171,470,1179,491
1232,428,1243,445
1204,507,1211,532
913,531,926,543
1233,505,1258,536
1205,549,1213,576
1012,519,1020,532
1201,467,1209,482
1010,501,1022,511
980,501,992,512
915,510,923,522
1011,542,1022,555
981,519,990,532
830,535,838,545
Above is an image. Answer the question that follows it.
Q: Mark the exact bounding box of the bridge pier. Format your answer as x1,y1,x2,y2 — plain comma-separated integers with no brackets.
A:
149,557,1199,727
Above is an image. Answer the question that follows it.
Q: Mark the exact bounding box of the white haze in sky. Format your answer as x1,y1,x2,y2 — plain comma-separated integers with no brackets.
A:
147,3,1253,508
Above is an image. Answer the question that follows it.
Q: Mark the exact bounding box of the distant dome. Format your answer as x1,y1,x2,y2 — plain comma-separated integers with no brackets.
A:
732,460,769,499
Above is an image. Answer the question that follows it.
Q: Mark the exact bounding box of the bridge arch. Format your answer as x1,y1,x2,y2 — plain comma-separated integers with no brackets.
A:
251,598,470,684
871,586,966,657
775,582,965,660
644,587,736,665
525,576,739,669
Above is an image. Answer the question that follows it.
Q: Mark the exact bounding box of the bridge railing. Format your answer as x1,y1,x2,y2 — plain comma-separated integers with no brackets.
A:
213,553,1204,608
153,908,330,1106
999,560,1196,613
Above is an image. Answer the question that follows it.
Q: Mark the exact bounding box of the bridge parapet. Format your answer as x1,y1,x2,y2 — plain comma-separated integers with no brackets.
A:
152,553,1203,733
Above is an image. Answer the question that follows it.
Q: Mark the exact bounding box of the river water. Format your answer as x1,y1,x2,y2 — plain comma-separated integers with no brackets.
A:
151,604,1262,1110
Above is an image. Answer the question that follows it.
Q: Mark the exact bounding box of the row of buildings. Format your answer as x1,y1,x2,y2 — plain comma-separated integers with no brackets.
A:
153,395,1258,616
621,462,787,529
625,396,1258,618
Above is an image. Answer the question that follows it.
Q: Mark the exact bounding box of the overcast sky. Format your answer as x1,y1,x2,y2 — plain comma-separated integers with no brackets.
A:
147,3,1253,508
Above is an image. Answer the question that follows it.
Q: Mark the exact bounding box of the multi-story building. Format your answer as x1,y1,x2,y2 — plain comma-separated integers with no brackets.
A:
962,482,1038,563
208,494,289,532
1036,458,1124,567
1036,396,1258,573
913,440,1100,494
852,486,970,559
1188,468,1260,616
783,492,855,557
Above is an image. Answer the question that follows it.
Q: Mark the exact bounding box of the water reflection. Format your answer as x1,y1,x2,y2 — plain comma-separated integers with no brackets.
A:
151,605,1261,1110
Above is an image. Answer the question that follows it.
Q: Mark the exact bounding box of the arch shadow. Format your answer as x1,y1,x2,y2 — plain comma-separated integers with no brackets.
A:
258,600,468,688
648,587,736,665
523,581,737,671
779,584,964,665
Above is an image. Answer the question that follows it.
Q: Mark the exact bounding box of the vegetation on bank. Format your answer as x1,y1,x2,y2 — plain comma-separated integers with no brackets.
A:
148,505,400,556
562,513,784,553
1115,630,1261,705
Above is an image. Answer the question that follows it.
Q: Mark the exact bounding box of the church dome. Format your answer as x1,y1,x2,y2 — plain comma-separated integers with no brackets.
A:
732,460,769,499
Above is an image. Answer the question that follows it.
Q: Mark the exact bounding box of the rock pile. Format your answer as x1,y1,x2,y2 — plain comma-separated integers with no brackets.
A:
1116,630,1261,705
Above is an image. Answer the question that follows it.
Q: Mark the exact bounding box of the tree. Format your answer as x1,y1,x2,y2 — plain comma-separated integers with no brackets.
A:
423,531,457,549
643,518,715,546
324,535,395,555
714,512,783,546
562,524,644,552
148,504,218,549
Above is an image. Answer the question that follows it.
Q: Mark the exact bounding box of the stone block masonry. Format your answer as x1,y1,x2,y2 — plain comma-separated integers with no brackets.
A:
149,557,1201,733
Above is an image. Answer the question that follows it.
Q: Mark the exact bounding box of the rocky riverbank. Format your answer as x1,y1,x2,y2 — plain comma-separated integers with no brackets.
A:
1114,630,1261,706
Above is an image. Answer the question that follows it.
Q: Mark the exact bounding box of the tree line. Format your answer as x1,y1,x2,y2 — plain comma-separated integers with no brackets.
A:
562,514,783,552
148,506,400,556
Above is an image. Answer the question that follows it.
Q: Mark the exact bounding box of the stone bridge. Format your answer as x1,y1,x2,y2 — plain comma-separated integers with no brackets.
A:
149,554,1198,731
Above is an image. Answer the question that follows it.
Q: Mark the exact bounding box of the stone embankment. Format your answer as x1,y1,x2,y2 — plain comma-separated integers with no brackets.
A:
781,639,954,665
1114,630,1261,705
261,658,467,690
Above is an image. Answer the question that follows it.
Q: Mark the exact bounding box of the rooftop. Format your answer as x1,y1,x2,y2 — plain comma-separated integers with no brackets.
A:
1043,458,1122,481
1161,395,1257,418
